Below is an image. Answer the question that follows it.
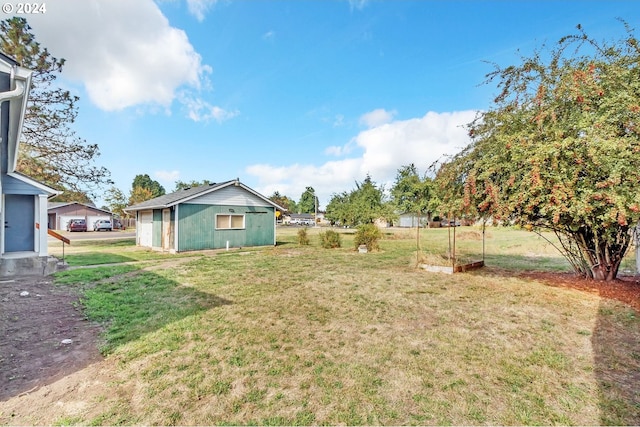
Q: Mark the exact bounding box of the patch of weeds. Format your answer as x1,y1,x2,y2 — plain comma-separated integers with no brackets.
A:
260,416,289,426
526,346,569,370
354,223,382,251
319,230,342,248
244,388,267,404
229,349,246,367
297,228,310,246
541,318,555,332
467,406,487,423
442,378,467,391
165,410,183,425
293,409,316,425
88,399,138,425
53,416,84,426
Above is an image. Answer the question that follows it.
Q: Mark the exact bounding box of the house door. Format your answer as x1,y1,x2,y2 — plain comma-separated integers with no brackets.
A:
4,194,35,252
138,211,153,247
161,209,171,250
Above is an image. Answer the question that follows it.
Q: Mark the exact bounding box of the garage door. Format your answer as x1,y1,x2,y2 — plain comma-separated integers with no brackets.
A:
138,211,153,247
87,215,110,230
59,215,81,231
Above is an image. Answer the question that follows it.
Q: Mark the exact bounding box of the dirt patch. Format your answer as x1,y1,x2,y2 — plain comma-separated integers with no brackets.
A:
0,275,103,402
455,230,483,240
517,271,640,312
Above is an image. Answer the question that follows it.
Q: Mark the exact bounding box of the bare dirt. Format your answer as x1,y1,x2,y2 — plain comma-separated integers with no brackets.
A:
0,275,103,402
0,269,638,423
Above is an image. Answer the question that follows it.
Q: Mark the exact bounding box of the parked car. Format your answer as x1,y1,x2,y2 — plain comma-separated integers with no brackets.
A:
67,219,87,232
94,219,113,231
112,219,125,230
440,219,461,227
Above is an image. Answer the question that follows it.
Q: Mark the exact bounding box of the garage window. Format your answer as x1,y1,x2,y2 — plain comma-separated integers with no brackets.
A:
216,214,245,230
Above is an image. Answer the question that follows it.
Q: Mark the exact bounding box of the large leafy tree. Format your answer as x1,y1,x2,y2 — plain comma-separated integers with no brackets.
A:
391,164,432,223
269,191,297,212
104,186,128,218
0,17,111,196
325,175,393,226
174,179,213,191
297,186,318,214
438,24,640,281
132,174,165,198
128,186,154,206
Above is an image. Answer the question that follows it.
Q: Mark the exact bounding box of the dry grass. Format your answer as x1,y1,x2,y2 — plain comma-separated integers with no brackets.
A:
4,226,639,425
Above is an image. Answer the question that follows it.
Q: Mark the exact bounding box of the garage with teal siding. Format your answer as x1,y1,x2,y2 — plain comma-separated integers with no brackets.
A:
125,179,284,253
178,204,275,251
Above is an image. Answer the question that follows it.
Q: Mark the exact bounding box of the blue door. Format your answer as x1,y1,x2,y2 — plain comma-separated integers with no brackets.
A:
4,194,35,252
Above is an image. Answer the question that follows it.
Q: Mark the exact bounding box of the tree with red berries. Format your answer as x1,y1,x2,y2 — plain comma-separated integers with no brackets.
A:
436,23,640,281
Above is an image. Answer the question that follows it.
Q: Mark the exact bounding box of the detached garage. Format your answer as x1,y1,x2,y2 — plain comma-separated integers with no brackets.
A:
124,179,284,252
47,202,113,231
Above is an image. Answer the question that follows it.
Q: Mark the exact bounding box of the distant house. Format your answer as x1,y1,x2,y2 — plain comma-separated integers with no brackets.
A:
285,213,315,226
47,202,113,230
124,179,284,252
0,52,60,276
397,213,428,228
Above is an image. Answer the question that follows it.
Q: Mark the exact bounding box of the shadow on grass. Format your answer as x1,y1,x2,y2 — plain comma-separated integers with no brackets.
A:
592,298,640,425
471,257,640,424
55,266,232,355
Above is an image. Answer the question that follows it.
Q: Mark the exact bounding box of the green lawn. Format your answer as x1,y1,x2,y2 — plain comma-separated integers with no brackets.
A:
40,227,640,424
49,237,202,266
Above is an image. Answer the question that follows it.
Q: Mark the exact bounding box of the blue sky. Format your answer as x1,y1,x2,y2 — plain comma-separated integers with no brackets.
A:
16,0,640,208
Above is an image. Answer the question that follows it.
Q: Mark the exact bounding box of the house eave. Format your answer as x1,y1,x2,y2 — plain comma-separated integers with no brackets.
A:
124,179,286,213
48,201,113,214
7,172,61,196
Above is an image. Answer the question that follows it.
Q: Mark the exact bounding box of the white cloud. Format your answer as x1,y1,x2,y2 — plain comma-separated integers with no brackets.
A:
359,108,396,128
186,0,219,21
26,0,212,112
246,110,477,208
263,30,276,41
179,94,240,123
154,170,181,186
348,0,370,10
325,139,356,157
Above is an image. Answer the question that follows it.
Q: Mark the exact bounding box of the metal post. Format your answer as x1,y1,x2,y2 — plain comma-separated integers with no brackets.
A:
452,219,457,269
482,219,486,262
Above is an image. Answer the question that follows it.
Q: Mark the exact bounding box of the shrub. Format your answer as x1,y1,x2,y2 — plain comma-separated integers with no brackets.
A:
354,223,382,251
319,230,342,248
297,227,310,246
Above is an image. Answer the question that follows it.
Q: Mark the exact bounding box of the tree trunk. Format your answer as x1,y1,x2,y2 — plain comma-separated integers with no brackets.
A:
573,227,631,281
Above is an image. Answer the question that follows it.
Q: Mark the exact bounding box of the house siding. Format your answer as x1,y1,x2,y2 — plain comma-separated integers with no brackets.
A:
177,203,275,251
188,185,271,207
1,174,45,195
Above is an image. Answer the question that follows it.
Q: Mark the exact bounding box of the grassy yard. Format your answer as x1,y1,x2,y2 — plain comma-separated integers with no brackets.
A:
46,227,640,424
49,238,202,266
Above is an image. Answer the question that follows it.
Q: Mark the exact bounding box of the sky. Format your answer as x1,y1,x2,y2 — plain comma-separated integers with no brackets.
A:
8,0,640,209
